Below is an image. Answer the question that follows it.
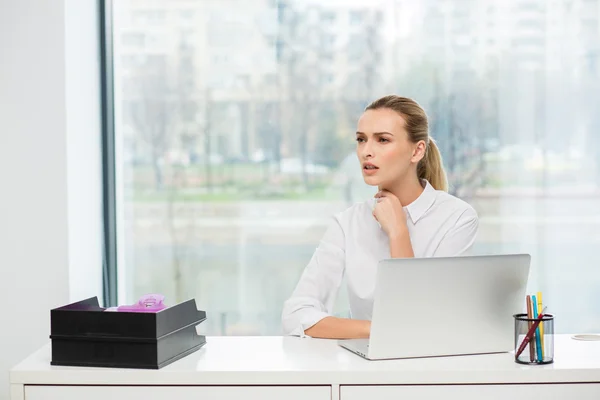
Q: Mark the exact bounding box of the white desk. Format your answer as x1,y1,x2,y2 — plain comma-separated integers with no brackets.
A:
10,335,600,400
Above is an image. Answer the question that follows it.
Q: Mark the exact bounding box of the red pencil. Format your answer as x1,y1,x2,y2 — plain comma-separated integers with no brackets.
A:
516,309,547,359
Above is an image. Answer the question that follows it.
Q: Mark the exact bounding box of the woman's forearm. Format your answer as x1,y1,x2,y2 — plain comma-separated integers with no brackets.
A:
304,316,371,339
389,226,414,258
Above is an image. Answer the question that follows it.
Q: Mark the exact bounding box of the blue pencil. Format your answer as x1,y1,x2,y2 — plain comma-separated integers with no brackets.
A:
532,295,543,361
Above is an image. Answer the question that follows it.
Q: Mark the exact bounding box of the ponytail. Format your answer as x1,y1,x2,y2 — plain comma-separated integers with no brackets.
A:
418,138,448,192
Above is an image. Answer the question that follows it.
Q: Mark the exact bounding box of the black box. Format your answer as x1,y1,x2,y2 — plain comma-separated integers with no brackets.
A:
50,296,207,369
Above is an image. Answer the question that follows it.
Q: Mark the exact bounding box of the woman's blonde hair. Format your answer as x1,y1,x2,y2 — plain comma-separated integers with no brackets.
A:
365,95,448,192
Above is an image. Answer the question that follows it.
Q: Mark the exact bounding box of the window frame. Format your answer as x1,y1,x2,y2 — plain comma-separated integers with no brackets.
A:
99,0,118,307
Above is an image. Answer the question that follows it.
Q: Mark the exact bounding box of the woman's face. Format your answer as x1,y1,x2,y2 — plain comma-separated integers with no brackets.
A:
355,108,425,189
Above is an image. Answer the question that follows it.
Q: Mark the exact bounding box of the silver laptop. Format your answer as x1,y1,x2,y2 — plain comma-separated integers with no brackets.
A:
339,254,531,360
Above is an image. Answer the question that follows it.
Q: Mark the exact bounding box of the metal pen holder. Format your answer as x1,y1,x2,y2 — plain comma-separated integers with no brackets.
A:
514,313,554,365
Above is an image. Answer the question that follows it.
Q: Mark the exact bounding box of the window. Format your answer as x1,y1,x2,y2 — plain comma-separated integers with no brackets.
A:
106,0,600,335
121,32,145,47
321,11,335,23
349,10,363,25
132,9,165,25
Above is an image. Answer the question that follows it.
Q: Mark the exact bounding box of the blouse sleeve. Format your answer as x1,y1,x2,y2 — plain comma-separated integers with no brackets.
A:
281,216,346,336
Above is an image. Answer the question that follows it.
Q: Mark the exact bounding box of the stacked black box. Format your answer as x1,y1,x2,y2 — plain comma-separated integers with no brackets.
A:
50,297,207,369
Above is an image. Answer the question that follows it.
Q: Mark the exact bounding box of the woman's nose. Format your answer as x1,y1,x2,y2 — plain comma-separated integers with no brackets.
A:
361,141,373,159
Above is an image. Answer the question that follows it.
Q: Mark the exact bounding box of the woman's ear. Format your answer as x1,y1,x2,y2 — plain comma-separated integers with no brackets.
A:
411,140,427,163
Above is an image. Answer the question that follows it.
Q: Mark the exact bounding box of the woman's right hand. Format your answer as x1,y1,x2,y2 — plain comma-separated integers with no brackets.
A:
373,189,408,239
304,317,371,339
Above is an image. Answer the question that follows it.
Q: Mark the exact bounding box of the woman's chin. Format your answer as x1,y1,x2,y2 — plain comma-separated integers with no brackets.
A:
362,175,381,186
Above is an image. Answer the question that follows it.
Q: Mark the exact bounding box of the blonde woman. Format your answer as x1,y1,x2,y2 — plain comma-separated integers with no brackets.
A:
282,95,479,339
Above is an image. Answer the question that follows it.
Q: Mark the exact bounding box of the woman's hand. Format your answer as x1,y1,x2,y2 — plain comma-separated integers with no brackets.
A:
373,189,408,238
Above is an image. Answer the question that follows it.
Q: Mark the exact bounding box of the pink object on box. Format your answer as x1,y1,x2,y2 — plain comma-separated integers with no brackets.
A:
116,294,167,313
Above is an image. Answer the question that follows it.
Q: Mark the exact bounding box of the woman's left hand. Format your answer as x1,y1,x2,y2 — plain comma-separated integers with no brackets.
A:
373,190,408,238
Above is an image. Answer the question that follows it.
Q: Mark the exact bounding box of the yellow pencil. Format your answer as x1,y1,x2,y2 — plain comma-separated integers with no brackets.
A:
537,291,545,359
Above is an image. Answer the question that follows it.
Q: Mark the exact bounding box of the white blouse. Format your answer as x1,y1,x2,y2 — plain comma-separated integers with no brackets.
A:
281,180,479,336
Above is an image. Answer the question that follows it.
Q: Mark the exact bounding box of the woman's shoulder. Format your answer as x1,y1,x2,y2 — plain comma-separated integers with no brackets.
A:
333,199,376,225
431,189,478,220
342,198,375,214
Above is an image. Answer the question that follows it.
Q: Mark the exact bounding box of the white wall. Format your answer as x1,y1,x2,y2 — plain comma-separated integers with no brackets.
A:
64,0,103,303
0,1,103,399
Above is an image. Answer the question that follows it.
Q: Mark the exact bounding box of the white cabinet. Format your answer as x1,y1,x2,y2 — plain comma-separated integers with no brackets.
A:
25,385,331,400
341,384,600,400
11,337,600,400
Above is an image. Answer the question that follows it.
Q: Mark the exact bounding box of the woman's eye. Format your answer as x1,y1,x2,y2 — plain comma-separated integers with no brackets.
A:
379,138,389,143
356,138,365,143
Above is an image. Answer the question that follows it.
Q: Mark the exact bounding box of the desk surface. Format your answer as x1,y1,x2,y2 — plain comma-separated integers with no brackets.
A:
10,335,600,385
